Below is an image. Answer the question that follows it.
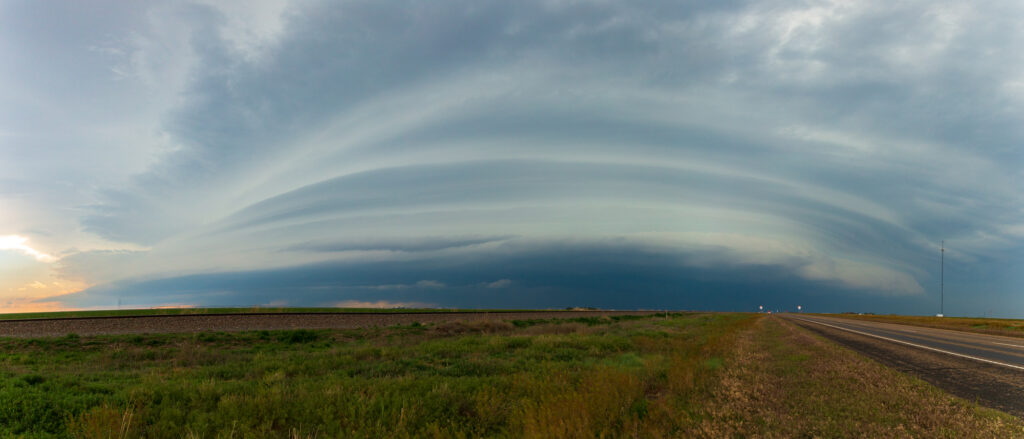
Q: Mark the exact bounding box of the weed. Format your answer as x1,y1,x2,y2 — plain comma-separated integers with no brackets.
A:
276,330,320,344
21,374,45,386
433,320,514,336
703,357,723,371
67,401,135,439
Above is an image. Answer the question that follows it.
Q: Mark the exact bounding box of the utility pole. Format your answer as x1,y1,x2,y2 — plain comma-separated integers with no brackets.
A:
940,241,944,317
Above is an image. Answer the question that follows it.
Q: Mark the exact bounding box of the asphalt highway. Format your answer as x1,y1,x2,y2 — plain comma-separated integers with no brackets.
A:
783,314,1024,371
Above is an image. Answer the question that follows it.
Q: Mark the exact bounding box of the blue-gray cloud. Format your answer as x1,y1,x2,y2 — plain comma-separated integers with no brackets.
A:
58,240,997,315
285,235,515,253
3,0,1022,316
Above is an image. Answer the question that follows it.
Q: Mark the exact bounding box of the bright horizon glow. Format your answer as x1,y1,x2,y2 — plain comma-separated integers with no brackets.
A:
0,235,56,263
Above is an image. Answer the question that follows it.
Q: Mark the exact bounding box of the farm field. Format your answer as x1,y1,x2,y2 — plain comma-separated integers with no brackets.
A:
815,313,1024,339
0,307,543,321
1,312,1022,438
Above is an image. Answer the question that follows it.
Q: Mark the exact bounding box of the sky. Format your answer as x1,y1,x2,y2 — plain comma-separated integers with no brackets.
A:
1,0,1022,317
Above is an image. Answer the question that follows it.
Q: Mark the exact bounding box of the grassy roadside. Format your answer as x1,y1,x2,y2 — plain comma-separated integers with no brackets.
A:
702,316,1024,438
815,313,1024,339
0,313,751,438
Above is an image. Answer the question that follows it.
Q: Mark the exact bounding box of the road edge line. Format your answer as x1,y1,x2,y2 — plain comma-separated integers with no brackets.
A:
786,316,1024,372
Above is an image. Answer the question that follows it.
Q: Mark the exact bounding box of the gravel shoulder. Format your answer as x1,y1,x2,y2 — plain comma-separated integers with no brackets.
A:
788,315,1024,418
0,310,661,338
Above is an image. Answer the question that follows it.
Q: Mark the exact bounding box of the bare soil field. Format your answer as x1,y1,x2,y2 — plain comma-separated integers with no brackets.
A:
0,310,660,338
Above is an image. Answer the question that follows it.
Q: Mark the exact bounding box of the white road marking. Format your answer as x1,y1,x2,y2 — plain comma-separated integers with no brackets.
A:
789,316,1024,372
993,342,1024,348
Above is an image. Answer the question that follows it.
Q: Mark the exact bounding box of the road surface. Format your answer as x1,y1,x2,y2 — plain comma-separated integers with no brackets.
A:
786,314,1024,370
783,313,1024,417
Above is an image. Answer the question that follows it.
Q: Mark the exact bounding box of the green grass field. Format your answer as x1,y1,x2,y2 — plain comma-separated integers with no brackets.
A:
2,313,1021,438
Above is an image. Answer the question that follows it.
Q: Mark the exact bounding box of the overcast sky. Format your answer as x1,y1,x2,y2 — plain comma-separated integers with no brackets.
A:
1,0,1021,316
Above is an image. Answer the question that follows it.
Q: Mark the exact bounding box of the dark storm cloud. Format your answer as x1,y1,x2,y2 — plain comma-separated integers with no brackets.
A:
3,0,1022,315
57,241,933,314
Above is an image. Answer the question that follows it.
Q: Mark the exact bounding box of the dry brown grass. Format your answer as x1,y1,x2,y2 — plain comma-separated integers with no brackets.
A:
431,320,515,336
67,402,135,439
509,314,758,438
516,367,645,438
818,313,1024,339
700,316,1024,438
516,322,592,335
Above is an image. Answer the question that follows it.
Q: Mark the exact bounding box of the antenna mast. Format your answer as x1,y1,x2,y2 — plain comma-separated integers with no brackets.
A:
940,240,944,316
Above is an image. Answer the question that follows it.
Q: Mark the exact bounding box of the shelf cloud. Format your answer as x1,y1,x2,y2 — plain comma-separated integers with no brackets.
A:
1,0,1022,316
